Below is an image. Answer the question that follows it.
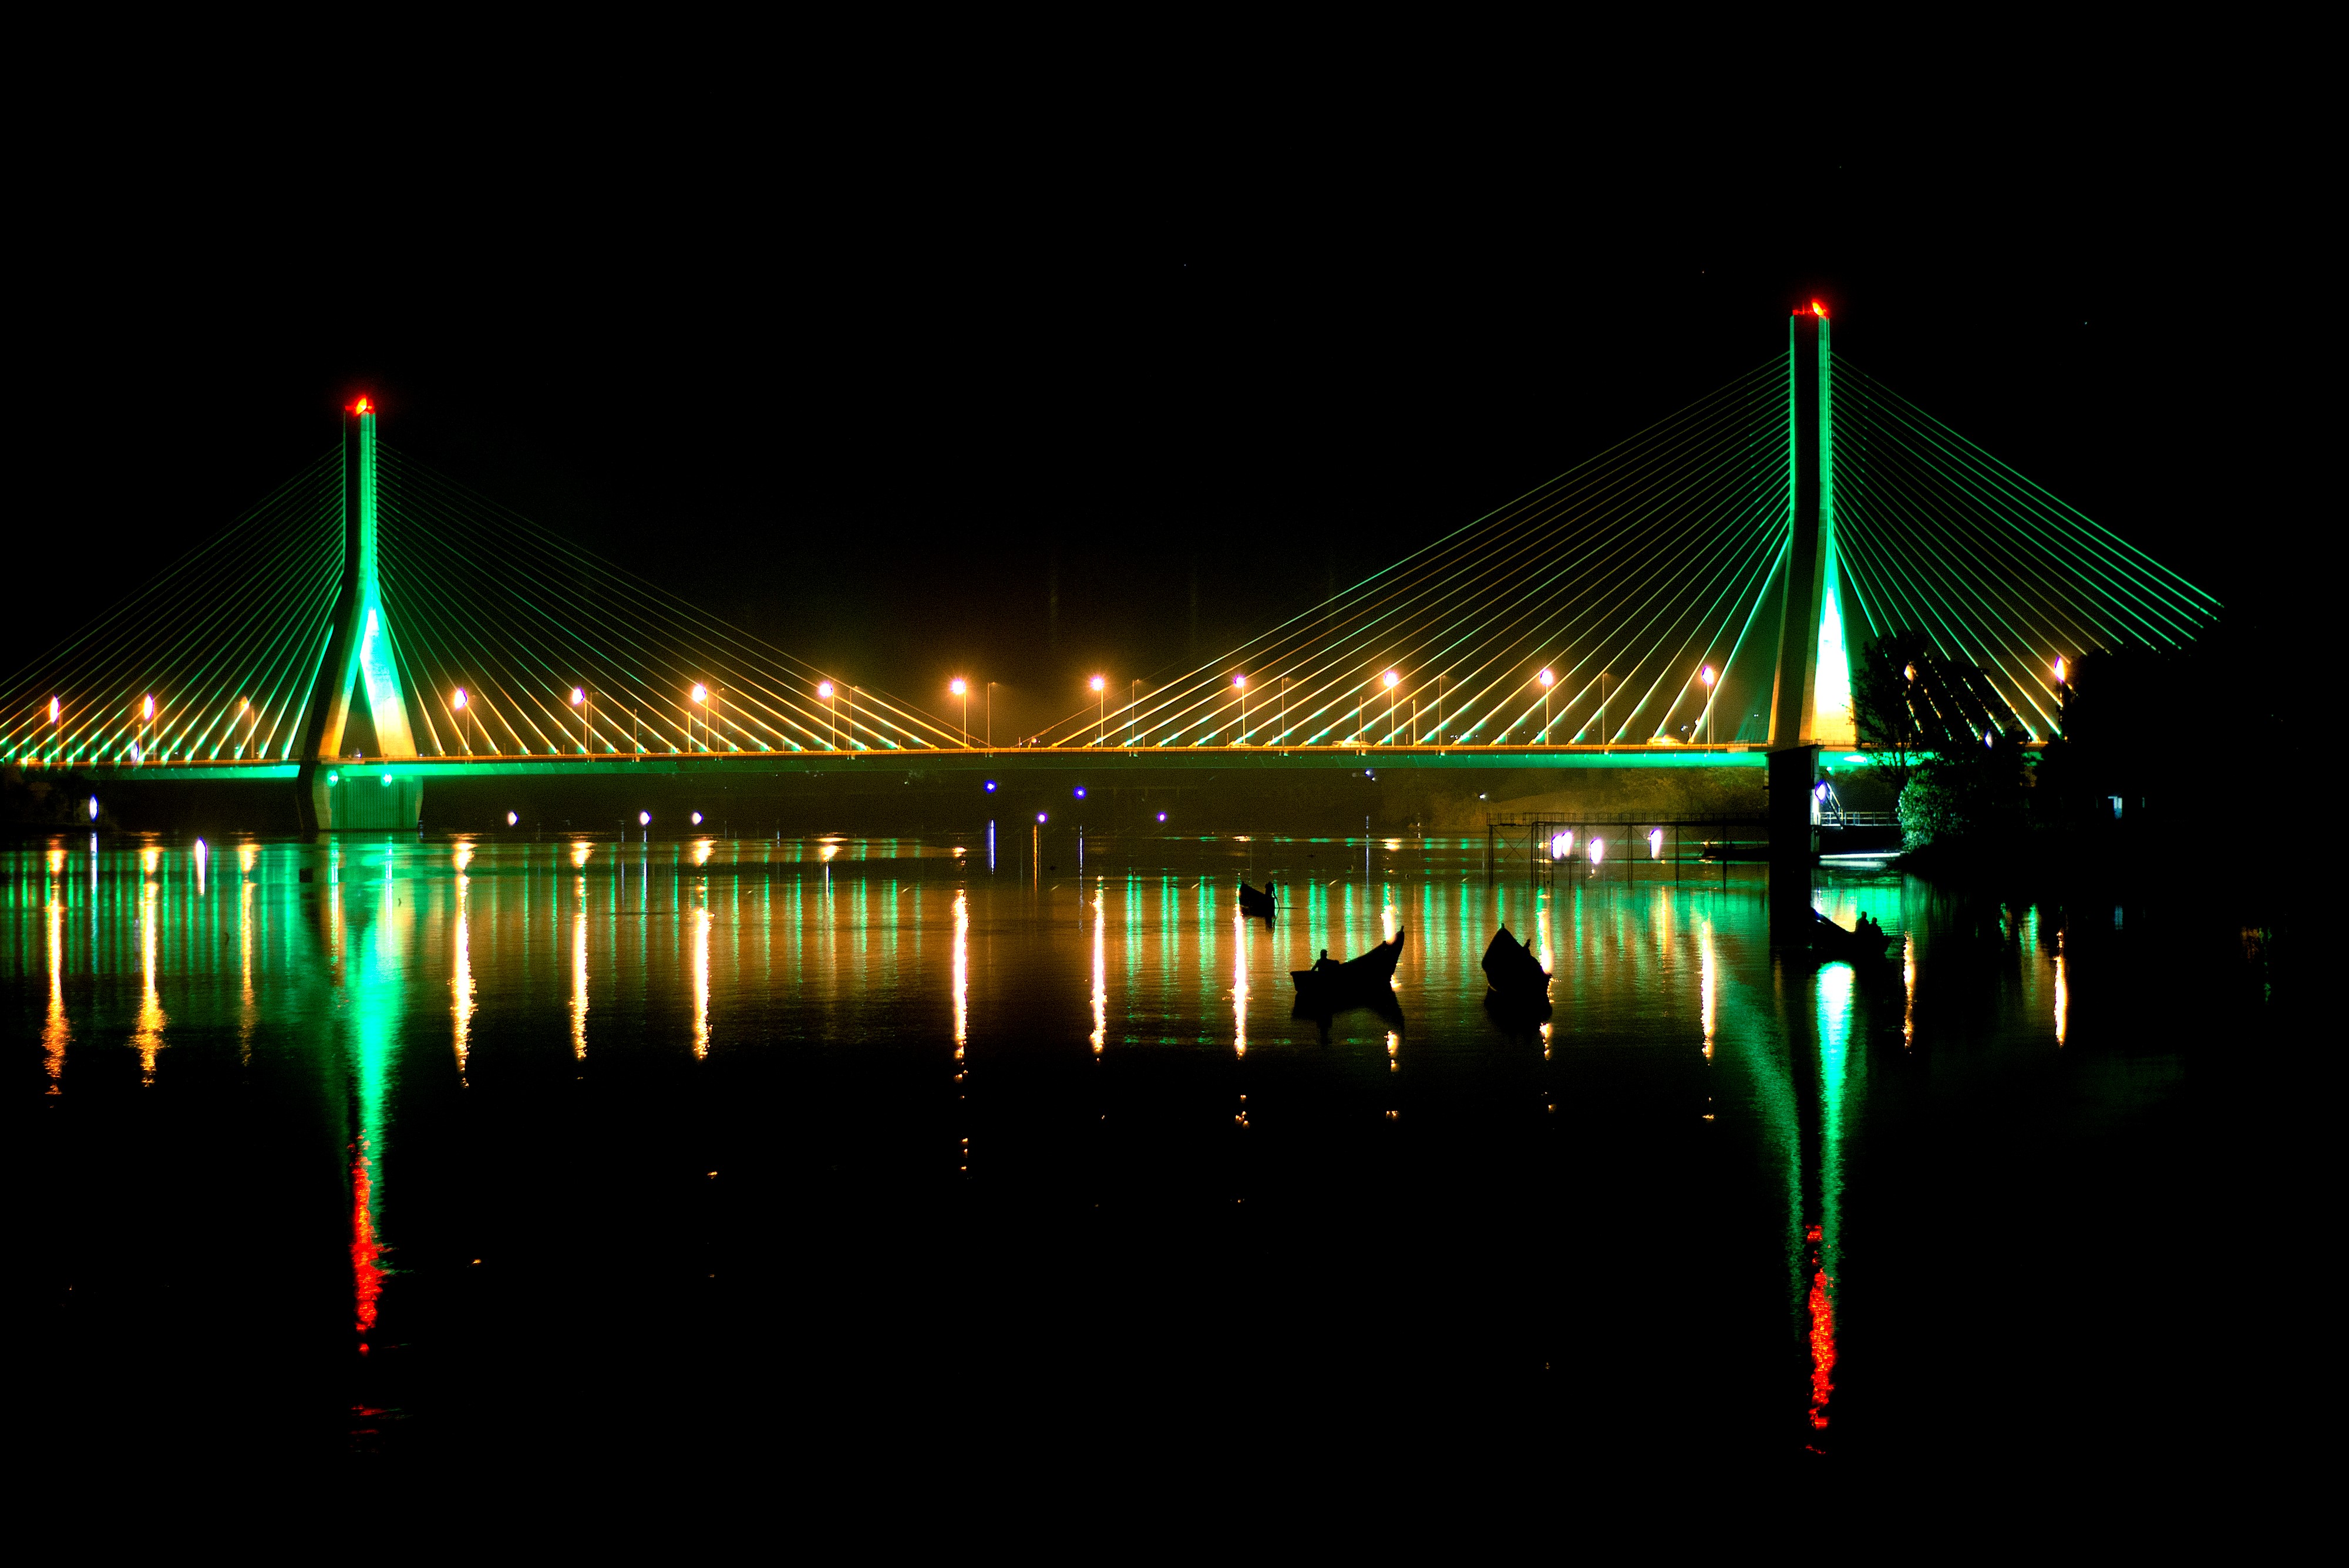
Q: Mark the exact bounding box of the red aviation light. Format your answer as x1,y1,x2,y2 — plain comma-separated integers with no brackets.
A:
351,395,372,415
1810,301,1828,318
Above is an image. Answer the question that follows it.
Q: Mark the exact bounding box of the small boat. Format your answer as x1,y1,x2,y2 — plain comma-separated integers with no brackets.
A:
1480,926,1551,1002
1238,878,1277,918
1291,928,1407,1006
1808,909,1893,964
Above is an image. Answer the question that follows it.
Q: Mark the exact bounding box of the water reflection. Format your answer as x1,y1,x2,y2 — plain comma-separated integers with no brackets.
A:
1091,886,1107,1056
2054,926,2069,1047
3,834,2182,1451
452,842,474,1075
133,862,164,1085
44,851,68,1089
1809,962,1855,1436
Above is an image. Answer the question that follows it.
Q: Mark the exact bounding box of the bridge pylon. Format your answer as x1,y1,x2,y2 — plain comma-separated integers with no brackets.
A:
1768,304,1856,931
295,396,424,830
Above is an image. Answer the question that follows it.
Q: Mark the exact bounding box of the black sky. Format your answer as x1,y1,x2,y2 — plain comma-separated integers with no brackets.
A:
10,65,2320,741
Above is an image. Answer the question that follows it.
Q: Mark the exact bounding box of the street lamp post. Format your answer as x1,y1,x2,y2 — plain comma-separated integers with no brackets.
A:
453,687,470,756
1699,664,1716,746
1537,667,1554,744
573,685,590,755
2052,655,2068,739
692,683,709,752
1090,675,1106,744
1598,672,1613,751
1130,678,1140,746
987,682,997,747
951,678,970,743
818,681,836,749
1383,669,1399,746
1233,674,1247,743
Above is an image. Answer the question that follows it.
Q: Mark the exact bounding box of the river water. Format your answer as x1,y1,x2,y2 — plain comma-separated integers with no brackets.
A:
10,830,2267,1463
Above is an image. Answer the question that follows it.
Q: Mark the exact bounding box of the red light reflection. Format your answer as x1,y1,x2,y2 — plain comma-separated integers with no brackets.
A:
1805,1222,1836,1431
351,1136,383,1353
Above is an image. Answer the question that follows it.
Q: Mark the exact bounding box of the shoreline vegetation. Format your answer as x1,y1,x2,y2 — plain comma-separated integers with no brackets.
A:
1855,613,2304,909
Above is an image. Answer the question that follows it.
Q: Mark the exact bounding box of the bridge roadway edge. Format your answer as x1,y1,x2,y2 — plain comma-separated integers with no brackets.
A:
13,747,1786,837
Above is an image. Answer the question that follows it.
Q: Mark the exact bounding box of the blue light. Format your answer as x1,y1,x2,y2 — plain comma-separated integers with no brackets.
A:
1073,786,1087,800
1036,812,1048,824
1156,811,1167,822
984,780,997,793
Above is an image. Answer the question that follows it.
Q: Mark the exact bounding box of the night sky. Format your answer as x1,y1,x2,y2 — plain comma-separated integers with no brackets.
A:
12,89,2317,742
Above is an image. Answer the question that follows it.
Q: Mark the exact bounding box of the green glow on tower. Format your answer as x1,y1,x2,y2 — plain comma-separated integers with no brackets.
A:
1811,314,1856,745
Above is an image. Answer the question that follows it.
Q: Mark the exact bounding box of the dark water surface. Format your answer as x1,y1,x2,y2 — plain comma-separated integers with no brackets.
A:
11,830,2272,1463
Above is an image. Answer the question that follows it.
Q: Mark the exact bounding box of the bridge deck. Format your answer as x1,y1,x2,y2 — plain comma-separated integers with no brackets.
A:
40,742,1817,783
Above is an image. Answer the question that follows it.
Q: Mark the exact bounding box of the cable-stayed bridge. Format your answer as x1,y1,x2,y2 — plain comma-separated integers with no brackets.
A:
4,309,2214,833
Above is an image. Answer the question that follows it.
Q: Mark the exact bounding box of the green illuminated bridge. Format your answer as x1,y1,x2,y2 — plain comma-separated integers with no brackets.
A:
4,311,2213,832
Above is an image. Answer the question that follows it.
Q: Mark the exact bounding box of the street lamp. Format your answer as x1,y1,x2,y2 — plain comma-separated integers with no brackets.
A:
1699,664,1716,746
142,693,154,763
1383,669,1399,745
1233,674,1247,743
691,682,710,753
1090,675,1106,744
572,685,589,755
1537,667,1554,744
951,678,970,743
2052,655,2068,739
987,681,998,747
453,687,470,756
817,681,836,749
1130,678,1140,746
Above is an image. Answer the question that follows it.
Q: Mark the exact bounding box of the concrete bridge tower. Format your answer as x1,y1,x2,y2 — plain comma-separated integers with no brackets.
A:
1769,304,1857,928
295,396,424,829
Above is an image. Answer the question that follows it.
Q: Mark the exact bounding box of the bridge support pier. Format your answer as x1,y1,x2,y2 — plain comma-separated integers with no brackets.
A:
309,766,425,832
1768,743,1819,935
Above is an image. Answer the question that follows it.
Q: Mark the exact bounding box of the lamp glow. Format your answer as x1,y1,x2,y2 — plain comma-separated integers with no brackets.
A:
2053,656,2067,683
143,695,154,720
1233,674,1246,689
453,688,467,710
692,684,708,704
1538,668,1553,687
817,681,834,700
1383,670,1399,689
639,810,651,826
507,812,519,826
1701,665,1716,687
571,687,585,706
950,678,967,696
1090,675,1106,694
49,696,59,723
